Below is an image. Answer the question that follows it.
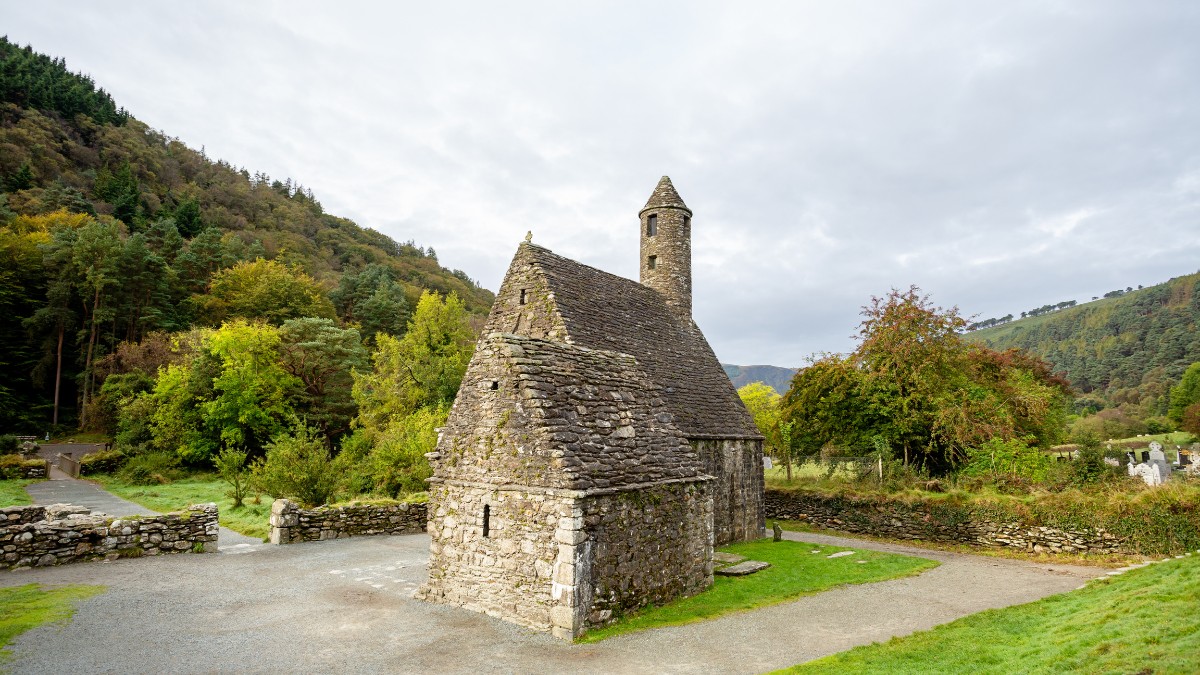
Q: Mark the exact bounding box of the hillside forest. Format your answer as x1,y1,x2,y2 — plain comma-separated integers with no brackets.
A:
969,271,1200,440
0,38,493,500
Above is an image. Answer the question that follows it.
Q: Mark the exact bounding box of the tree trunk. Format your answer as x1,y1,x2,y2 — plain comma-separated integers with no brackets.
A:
80,286,100,429
52,323,64,427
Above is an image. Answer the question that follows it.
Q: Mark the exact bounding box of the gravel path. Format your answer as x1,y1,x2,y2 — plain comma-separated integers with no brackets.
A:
24,476,263,551
1,522,1107,674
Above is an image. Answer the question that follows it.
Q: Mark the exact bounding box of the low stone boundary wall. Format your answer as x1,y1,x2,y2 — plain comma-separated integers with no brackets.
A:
1,502,219,570
0,457,48,479
764,490,1123,555
269,499,427,544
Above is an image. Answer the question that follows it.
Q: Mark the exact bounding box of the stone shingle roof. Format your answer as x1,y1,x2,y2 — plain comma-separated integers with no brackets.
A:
517,244,761,439
437,334,708,491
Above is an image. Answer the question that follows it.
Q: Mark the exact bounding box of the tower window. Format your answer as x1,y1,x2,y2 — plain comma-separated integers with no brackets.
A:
490,380,499,390
519,288,527,305
482,504,491,538
648,255,657,269
683,215,690,230
647,214,657,236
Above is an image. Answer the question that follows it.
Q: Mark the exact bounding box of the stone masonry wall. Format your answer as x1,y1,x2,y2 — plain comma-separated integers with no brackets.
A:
694,438,766,546
764,490,1123,554
583,480,713,630
268,499,426,544
1,503,219,570
418,483,571,633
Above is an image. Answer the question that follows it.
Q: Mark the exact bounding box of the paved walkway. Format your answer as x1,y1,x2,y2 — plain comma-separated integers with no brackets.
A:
24,476,264,553
1,509,1109,674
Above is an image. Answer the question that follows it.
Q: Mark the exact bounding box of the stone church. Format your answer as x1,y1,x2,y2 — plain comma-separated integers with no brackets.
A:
416,177,765,639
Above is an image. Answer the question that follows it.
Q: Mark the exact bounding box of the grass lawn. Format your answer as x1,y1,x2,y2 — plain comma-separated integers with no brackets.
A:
0,479,38,507
92,474,271,541
784,554,1200,674
579,539,938,642
0,584,105,662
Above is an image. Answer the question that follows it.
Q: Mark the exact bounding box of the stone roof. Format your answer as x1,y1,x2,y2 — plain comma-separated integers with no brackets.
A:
641,175,691,214
437,334,708,491
483,243,761,439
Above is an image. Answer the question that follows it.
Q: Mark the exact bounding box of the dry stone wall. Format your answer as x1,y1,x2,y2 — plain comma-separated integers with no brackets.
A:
764,490,1123,554
1,503,218,570
268,499,427,544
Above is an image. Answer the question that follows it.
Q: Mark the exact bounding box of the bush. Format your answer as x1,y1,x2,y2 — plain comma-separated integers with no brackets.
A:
252,426,338,507
961,438,1053,483
79,449,127,476
117,452,180,485
0,435,19,455
214,446,251,508
0,455,47,479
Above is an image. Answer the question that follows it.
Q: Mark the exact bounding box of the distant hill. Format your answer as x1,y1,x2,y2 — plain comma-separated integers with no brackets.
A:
0,38,494,429
969,270,1200,414
722,364,797,394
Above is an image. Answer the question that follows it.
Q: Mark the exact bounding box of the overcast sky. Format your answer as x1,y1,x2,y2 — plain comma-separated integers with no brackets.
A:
5,2,1200,366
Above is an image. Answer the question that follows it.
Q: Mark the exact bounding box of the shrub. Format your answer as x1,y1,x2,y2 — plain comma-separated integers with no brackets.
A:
214,446,251,508
0,435,19,455
0,455,48,479
961,437,1053,483
79,449,127,476
117,452,180,485
252,425,338,507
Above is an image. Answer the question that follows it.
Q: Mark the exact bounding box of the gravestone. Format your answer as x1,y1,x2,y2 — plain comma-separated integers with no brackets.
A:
1148,442,1170,480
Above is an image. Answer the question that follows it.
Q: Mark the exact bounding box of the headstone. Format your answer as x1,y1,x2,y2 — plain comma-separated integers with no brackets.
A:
1149,445,1170,480
1180,450,1192,466
772,522,783,542
763,456,773,470
1141,450,1151,463
827,551,855,559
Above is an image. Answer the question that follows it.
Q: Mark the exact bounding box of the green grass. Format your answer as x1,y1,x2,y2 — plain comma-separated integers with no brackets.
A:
0,584,105,661
92,474,270,540
579,539,939,642
783,554,1200,674
0,479,38,507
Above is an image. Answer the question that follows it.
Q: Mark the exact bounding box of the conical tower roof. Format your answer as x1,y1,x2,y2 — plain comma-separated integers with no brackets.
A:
641,176,691,214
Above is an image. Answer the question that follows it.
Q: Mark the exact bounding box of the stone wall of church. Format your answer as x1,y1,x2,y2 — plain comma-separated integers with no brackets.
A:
417,482,572,633
692,438,765,546
581,480,713,631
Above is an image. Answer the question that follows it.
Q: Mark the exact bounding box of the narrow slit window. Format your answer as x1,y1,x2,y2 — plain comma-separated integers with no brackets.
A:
490,380,499,390
648,255,657,269
683,215,690,230
519,289,527,305
482,505,491,538
647,214,657,236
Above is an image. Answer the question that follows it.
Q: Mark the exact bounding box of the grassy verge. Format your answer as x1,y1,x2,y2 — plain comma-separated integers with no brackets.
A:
774,519,1137,568
92,474,270,541
783,553,1200,674
1,584,106,662
579,539,938,642
0,479,38,507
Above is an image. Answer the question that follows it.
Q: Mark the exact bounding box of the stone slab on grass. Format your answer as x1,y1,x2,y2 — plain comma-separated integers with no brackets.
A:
715,560,771,576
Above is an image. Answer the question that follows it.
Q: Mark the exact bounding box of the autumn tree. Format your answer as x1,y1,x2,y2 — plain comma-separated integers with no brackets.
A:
198,258,335,326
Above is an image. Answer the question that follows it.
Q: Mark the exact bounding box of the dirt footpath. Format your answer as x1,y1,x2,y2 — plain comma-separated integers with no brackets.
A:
2,530,1105,674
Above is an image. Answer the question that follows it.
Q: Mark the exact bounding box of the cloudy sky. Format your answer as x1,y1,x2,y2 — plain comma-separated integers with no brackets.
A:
5,2,1200,366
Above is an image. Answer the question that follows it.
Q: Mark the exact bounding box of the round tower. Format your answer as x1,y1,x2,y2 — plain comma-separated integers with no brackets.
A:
639,176,693,317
